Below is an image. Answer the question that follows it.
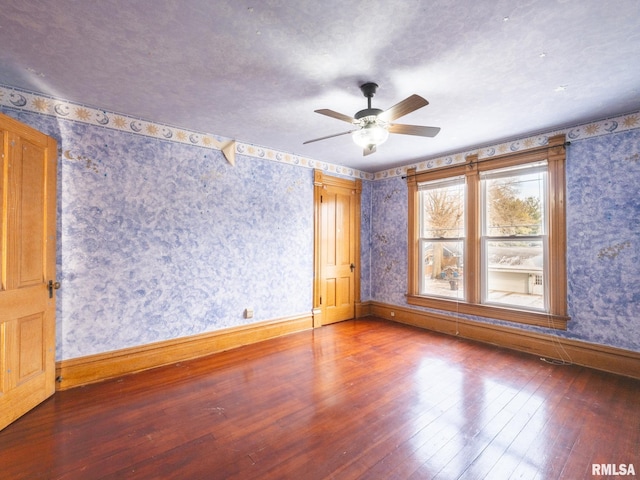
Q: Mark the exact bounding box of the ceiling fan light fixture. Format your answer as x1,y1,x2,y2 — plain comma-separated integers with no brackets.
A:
352,120,389,148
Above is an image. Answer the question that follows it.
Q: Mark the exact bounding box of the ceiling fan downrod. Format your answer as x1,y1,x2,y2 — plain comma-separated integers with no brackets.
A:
360,82,378,106
356,82,383,120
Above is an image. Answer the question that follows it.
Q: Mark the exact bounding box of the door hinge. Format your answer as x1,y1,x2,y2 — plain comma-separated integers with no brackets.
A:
319,296,322,305
320,195,323,203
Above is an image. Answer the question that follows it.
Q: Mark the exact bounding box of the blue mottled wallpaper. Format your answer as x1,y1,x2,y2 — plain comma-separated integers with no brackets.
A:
369,130,640,352
360,180,373,301
371,178,408,306
565,129,640,349
3,110,321,360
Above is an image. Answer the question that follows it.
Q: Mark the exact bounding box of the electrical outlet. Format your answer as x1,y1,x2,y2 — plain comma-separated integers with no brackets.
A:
390,311,395,317
244,307,254,319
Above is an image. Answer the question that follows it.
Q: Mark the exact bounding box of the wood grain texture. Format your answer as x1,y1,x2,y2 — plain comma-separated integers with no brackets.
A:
370,301,640,380
0,112,57,431
55,314,312,390
1,318,638,479
314,170,362,325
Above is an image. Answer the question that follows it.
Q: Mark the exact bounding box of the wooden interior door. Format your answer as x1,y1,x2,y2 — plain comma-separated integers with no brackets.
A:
314,171,361,326
0,113,57,431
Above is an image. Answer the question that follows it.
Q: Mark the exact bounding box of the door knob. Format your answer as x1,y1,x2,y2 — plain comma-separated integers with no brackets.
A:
48,280,61,298
350,263,355,272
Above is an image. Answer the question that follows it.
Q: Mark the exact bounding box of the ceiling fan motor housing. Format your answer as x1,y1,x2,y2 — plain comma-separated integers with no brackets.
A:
357,82,382,120
354,108,383,120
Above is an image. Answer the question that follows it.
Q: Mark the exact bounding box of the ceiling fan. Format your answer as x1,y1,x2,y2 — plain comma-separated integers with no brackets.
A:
304,82,440,156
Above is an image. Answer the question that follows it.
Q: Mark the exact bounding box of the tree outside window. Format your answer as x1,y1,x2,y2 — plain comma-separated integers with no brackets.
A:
482,165,547,310
419,178,465,299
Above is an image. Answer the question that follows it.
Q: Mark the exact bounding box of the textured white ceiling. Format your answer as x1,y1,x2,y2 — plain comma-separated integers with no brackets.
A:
1,0,639,172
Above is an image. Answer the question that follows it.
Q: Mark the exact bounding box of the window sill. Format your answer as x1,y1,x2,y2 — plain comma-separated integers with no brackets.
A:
406,294,569,330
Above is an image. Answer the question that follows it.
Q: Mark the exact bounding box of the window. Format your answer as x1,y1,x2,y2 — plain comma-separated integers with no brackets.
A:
418,177,465,300
481,163,547,310
407,134,569,329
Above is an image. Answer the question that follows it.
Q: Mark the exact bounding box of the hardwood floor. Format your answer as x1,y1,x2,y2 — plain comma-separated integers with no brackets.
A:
1,318,638,479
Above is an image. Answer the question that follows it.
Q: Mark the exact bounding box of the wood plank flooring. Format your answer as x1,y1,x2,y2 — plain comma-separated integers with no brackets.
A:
1,318,638,479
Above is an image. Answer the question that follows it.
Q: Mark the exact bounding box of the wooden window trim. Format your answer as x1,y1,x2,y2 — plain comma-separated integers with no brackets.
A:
406,134,569,330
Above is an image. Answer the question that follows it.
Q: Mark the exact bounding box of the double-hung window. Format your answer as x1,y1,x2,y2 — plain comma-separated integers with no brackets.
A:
407,134,569,329
481,162,547,310
418,177,466,300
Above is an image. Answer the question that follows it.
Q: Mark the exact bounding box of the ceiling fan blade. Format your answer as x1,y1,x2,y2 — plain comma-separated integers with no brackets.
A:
378,94,429,122
388,124,441,137
303,130,355,145
363,144,377,156
314,109,355,124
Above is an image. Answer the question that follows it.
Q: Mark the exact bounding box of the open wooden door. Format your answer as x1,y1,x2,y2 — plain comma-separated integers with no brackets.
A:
314,170,361,326
0,113,57,431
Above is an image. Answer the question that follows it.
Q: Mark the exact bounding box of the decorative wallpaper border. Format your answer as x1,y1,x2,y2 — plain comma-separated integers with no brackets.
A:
0,84,231,150
374,111,640,180
0,84,374,180
2,84,638,182
234,142,374,180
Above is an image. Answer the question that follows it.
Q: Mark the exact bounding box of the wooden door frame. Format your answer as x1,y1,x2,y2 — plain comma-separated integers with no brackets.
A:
313,170,362,327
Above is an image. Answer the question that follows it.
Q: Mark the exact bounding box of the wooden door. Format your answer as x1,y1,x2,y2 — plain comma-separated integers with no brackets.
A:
314,171,361,326
0,113,57,431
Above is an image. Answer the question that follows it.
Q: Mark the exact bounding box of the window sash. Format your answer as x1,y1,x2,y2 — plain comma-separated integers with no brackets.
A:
479,161,547,181
481,164,547,238
418,176,465,240
419,239,465,300
481,236,548,312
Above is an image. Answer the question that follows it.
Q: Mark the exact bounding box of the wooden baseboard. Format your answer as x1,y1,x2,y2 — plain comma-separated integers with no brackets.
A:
55,314,313,390
56,304,639,390
312,307,322,328
355,301,371,318
366,301,640,380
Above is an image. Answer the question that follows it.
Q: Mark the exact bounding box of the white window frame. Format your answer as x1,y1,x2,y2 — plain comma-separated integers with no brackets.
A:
417,176,466,300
